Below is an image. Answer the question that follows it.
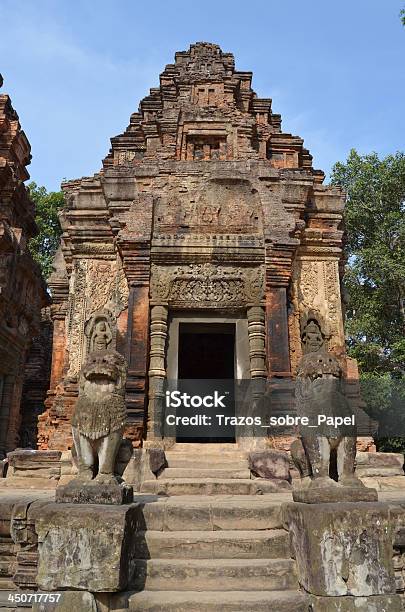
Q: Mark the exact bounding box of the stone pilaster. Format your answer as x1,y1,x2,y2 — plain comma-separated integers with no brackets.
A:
145,305,168,446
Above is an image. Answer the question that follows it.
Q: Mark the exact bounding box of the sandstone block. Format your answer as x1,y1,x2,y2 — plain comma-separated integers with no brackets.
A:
360,476,405,491
5,450,61,483
283,502,396,597
356,467,403,477
310,594,402,611
356,452,404,469
293,484,377,503
0,477,59,490
123,448,166,490
132,557,297,592
32,591,97,612
133,528,290,559
35,503,141,591
7,450,61,469
55,480,133,505
127,590,310,611
248,450,291,481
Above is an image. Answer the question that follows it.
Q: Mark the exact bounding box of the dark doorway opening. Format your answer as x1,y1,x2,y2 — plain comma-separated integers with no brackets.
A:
177,322,236,442
178,323,235,380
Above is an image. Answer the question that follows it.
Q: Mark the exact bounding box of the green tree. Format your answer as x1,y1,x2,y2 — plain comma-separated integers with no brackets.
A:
401,8,405,26
330,150,405,450
28,182,64,279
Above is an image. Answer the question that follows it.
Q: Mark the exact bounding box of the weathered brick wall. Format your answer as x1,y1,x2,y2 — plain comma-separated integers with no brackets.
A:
0,76,50,457
19,308,53,448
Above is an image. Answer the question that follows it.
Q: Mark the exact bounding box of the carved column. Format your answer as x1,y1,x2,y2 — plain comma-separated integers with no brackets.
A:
145,305,168,446
247,306,266,378
243,306,266,450
48,307,68,392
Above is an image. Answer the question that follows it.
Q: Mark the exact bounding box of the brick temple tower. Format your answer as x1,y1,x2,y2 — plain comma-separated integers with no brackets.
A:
38,43,348,450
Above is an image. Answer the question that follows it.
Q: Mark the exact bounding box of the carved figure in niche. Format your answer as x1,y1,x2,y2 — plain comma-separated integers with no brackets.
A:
293,313,366,493
91,319,112,352
71,350,127,485
85,310,116,357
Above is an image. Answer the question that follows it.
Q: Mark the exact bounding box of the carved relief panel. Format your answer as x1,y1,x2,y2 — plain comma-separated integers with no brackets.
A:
150,263,265,308
66,258,129,376
154,178,262,234
290,258,345,370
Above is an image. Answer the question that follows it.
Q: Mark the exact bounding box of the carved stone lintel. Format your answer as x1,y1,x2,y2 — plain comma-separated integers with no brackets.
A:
150,263,265,307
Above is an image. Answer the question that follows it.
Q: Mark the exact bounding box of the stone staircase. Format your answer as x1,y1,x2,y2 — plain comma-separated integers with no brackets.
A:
128,444,309,611
140,443,291,496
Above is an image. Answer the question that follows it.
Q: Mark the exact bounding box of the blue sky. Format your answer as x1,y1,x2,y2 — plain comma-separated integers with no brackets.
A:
1,0,404,191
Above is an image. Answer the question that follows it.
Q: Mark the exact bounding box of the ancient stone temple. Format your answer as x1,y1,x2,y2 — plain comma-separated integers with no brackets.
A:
0,76,49,458
2,44,405,612
38,42,349,451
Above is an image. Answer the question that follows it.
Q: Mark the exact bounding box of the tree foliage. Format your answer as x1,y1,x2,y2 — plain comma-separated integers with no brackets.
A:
331,150,405,373
331,150,405,450
401,7,405,26
28,182,64,279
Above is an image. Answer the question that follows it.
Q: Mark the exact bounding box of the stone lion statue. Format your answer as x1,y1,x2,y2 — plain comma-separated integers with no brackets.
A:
71,349,128,485
293,314,365,493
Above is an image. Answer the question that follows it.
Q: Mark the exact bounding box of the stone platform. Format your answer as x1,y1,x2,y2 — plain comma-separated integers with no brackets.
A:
1,443,405,611
2,486,405,611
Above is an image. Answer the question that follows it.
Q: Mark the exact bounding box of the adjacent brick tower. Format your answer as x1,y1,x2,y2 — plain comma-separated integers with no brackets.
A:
0,76,49,456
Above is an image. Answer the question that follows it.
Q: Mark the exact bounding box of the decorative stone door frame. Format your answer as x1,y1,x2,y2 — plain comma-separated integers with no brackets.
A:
145,262,266,449
146,304,266,449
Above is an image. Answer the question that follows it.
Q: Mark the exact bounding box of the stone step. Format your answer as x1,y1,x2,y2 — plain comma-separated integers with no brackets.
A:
166,457,248,469
158,468,251,479
132,558,297,592
142,495,286,531
141,478,290,496
128,590,310,611
167,444,245,454
134,529,291,559
356,467,404,477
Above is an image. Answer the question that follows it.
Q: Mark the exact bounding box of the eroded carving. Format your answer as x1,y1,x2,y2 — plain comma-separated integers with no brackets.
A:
292,259,345,354
84,309,115,355
150,263,265,306
293,314,377,503
66,259,128,376
71,350,127,484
